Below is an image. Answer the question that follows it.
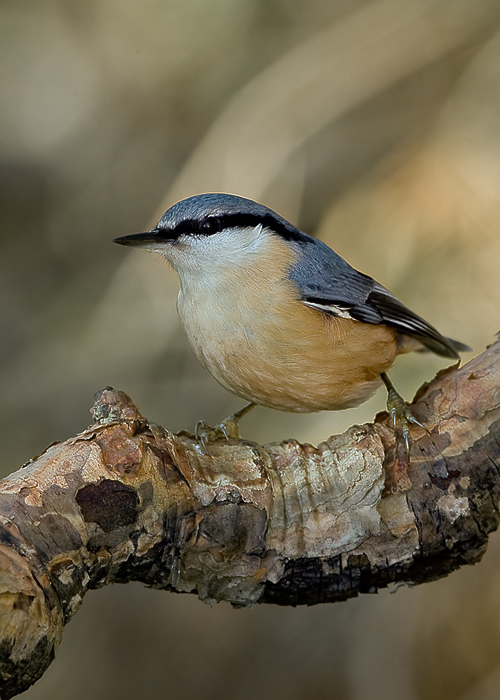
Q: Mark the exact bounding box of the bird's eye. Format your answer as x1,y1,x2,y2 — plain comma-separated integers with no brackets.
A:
200,217,220,235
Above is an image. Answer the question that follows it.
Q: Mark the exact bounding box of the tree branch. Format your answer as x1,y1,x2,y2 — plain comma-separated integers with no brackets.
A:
1,339,500,697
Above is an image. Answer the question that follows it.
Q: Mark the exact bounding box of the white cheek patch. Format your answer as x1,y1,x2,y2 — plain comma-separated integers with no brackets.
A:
167,225,269,272
198,225,265,261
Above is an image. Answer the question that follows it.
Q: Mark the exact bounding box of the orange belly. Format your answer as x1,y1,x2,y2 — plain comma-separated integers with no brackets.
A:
185,295,398,412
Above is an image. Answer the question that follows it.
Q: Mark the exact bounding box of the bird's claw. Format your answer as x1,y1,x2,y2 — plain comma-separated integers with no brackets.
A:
195,417,241,453
388,402,423,456
194,402,256,454
382,372,425,458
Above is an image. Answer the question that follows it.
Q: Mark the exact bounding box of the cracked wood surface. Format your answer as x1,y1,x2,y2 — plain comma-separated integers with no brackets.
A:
1,339,500,697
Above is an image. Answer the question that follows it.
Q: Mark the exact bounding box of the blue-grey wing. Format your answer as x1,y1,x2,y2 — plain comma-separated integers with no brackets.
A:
287,235,468,359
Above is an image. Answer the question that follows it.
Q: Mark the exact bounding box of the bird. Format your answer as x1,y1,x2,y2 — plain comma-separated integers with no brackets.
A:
114,193,470,449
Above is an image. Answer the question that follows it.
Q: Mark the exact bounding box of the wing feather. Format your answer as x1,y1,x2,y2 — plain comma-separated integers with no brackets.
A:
288,236,467,359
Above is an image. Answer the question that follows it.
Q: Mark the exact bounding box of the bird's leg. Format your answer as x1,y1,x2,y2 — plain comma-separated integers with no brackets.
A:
381,372,424,454
195,402,256,452
218,402,257,439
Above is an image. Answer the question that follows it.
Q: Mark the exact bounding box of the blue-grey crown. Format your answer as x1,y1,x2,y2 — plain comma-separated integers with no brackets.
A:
157,193,307,241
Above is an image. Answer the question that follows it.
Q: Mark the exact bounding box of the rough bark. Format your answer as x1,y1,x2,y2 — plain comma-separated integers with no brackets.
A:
1,339,500,697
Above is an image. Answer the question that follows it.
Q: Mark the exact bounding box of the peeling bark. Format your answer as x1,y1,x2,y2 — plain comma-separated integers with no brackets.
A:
1,340,500,697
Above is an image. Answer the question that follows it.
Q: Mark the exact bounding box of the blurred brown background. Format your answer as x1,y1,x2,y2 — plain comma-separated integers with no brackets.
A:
2,0,500,698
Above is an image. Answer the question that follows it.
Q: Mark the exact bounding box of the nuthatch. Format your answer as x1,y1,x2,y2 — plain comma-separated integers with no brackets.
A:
114,193,470,447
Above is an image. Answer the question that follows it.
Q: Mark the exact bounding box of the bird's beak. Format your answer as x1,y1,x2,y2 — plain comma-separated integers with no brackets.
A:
113,228,170,248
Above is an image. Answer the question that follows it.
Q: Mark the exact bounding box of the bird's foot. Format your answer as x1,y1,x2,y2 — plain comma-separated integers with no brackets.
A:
195,418,239,452
381,373,424,456
194,402,256,454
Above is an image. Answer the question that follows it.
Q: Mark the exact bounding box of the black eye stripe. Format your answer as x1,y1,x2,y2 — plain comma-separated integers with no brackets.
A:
160,213,306,241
